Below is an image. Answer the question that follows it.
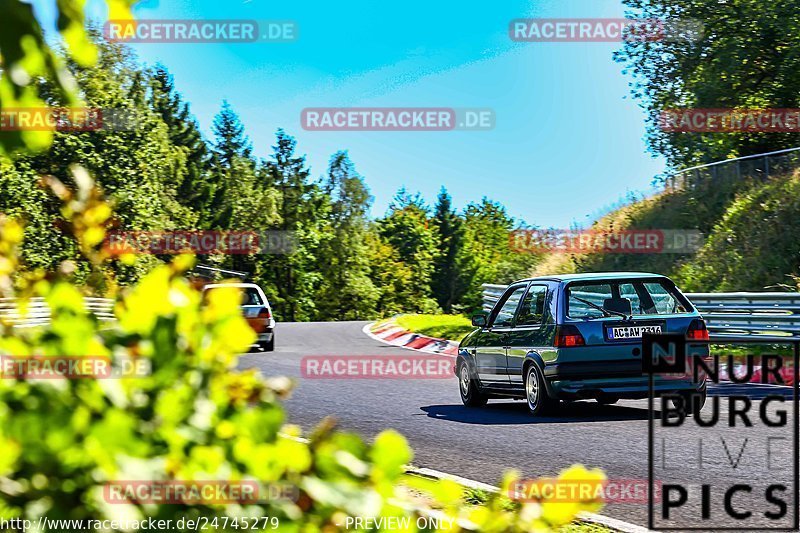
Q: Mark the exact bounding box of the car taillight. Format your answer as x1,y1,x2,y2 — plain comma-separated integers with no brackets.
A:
258,308,272,319
687,319,709,340
554,325,586,347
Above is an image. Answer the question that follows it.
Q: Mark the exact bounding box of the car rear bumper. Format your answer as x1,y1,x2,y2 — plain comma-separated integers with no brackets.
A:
545,344,709,399
549,375,705,400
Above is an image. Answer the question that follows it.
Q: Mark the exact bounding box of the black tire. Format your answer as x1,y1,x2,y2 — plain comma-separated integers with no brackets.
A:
524,364,558,416
458,362,488,407
671,385,707,415
597,397,619,405
261,335,275,352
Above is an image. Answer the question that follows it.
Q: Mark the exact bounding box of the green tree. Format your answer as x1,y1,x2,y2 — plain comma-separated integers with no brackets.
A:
615,0,800,169
1,38,196,286
257,130,325,321
211,100,253,167
315,151,380,319
376,189,440,314
458,199,538,311
148,64,213,218
206,101,266,230
431,187,465,313
366,230,418,316
205,104,281,280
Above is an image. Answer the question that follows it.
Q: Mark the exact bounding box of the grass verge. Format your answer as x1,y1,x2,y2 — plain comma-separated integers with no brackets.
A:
402,476,614,532
394,313,474,341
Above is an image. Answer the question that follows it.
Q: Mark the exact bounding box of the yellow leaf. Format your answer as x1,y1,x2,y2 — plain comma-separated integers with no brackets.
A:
106,0,135,20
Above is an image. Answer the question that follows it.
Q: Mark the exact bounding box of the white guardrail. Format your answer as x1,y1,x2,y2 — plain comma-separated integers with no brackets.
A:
482,284,800,340
0,297,115,328
5,289,800,339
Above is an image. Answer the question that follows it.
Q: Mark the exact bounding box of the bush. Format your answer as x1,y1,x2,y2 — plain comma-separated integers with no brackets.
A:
676,171,800,291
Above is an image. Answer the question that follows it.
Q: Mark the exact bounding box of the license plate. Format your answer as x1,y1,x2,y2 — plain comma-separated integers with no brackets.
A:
607,325,662,340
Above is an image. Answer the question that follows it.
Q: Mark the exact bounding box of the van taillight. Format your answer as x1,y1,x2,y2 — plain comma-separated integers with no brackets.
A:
687,319,709,341
554,325,586,347
258,308,272,319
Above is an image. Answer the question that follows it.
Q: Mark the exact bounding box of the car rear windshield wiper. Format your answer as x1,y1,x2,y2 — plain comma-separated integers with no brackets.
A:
573,297,630,320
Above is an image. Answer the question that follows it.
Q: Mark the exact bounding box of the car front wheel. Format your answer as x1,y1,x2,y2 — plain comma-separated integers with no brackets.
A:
459,363,488,407
525,364,557,416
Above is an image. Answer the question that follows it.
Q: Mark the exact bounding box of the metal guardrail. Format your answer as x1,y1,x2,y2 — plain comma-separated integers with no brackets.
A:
0,297,115,328
482,284,800,340
664,145,800,192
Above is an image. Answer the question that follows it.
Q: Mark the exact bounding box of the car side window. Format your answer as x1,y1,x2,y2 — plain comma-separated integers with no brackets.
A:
491,286,527,327
644,282,686,314
516,285,547,326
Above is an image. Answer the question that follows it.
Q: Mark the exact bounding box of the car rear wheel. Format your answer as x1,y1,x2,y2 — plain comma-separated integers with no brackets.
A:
525,364,557,416
260,335,275,352
597,396,619,405
459,363,488,407
671,385,707,415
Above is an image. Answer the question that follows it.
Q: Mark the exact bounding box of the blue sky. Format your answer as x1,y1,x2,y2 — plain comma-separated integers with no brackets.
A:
32,0,665,228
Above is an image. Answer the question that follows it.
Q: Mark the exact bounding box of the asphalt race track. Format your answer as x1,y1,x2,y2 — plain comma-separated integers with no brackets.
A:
239,321,797,530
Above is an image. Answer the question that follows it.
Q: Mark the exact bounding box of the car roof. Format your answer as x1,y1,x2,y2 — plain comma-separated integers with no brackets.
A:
513,272,666,284
203,283,262,289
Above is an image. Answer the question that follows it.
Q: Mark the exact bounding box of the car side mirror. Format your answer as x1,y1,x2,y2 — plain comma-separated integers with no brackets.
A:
471,314,488,328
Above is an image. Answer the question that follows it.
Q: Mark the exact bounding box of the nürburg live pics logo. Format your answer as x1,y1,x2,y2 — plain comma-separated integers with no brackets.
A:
643,333,799,530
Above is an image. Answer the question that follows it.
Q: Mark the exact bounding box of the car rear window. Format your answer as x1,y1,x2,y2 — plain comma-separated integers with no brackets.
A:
204,287,264,306
566,279,691,319
241,288,264,306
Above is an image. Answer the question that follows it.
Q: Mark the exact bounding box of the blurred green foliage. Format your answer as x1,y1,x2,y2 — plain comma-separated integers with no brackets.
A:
0,0,135,154
0,179,605,531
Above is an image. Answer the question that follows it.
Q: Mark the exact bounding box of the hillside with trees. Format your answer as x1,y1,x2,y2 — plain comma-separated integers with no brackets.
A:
535,0,800,291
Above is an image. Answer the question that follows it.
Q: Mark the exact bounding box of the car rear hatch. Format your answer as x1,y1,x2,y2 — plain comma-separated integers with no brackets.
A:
233,287,272,333
553,316,704,381
553,276,706,379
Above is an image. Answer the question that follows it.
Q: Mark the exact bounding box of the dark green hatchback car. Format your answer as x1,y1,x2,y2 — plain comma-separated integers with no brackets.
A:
456,272,709,416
